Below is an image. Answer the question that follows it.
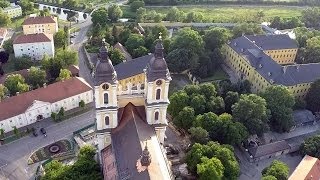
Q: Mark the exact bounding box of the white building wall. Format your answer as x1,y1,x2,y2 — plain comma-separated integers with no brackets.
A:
13,41,55,60
0,90,93,133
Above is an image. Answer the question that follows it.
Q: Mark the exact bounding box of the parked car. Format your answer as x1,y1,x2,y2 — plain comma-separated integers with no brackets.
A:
32,128,38,137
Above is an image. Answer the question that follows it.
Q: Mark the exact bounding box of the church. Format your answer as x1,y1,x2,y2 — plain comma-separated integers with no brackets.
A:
94,37,173,180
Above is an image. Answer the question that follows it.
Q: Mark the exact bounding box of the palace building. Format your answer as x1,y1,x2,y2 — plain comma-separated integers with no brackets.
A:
94,38,173,180
225,34,320,99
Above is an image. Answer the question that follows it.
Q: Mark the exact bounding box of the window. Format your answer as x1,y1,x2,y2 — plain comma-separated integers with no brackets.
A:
104,93,109,104
105,116,109,125
102,84,109,90
155,111,159,121
156,89,161,100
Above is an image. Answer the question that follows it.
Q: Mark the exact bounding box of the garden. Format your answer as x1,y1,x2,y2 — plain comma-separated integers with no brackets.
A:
28,139,74,165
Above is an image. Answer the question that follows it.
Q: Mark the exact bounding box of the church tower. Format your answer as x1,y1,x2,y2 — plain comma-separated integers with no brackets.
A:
145,36,171,144
94,40,118,157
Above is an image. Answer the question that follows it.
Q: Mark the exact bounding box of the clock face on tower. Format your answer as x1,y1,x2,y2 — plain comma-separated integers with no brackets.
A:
156,80,162,86
102,84,109,90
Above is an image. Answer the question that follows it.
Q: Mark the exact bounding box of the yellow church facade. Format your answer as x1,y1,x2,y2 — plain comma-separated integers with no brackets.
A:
224,34,320,99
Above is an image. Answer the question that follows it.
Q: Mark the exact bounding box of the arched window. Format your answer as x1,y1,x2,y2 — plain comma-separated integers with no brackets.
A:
155,111,159,121
104,93,109,104
156,89,161,100
105,116,109,125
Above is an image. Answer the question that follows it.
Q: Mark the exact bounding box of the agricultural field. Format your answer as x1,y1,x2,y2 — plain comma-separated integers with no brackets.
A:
147,6,303,23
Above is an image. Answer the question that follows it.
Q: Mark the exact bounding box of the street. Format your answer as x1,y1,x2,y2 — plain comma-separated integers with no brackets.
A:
0,109,95,180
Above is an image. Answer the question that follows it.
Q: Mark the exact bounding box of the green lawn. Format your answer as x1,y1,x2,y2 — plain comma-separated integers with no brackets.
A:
201,67,229,83
146,6,302,23
169,74,191,95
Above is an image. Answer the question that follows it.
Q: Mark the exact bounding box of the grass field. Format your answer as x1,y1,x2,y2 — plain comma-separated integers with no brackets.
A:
148,6,303,23
201,67,229,83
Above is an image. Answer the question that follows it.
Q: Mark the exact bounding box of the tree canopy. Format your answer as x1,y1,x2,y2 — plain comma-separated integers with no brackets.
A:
54,30,68,49
91,8,108,26
4,74,29,96
261,86,295,133
108,4,123,22
0,84,8,100
57,69,72,81
262,160,289,180
300,134,320,158
306,79,320,112
26,67,47,89
232,94,270,136
186,141,240,180
0,11,11,27
197,157,224,180
232,23,264,38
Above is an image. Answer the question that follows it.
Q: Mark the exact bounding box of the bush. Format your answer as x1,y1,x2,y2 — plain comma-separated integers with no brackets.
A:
79,100,85,108
51,112,57,121
130,0,145,12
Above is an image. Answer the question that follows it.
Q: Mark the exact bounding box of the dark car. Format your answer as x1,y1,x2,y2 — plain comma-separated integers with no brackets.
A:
40,128,46,135
32,129,38,137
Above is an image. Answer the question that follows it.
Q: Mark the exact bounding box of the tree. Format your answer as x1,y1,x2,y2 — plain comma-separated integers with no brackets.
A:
57,69,72,81
125,34,145,55
3,39,13,54
132,46,148,58
55,49,78,66
262,160,289,180
300,134,320,158
262,175,277,180
233,23,264,38
19,0,35,15
302,7,320,28
207,96,225,115
306,79,320,112
197,157,224,180
0,51,9,64
62,0,78,9
0,84,8,100
136,7,146,22
204,27,231,50
79,100,85,108
0,128,4,137
13,55,33,70
185,12,203,23
173,106,195,131
261,86,295,132
39,8,50,16
108,4,122,22
51,112,57,121
54,30,68,49
26,66,47,89
130,0,145,12
0,11,10,27
91,8,108,26
13,126,19,137
168,90,190,118
4,74,29,96
110,48,125,65
232,94,270,136
188,127,209,144
168,28,204,72
0,0,10,8
224,91,239,113
166,7,185,22
186,141,239,179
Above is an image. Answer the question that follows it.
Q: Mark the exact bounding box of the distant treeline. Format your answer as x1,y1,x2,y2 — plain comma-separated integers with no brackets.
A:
144,0,319,6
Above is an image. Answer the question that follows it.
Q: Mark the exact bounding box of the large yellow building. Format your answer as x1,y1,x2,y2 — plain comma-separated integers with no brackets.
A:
3,5,22,18
225,34,320,99
22,16,58,35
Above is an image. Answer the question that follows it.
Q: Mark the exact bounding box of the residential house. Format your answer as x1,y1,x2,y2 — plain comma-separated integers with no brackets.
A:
3,5,22,18
22,16,58,35
225,34,320,99
13,33,55,60
248,140,290,162
0,77,93,133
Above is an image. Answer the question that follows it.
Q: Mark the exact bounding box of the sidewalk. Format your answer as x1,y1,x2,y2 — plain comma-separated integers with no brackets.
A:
0,103,94,143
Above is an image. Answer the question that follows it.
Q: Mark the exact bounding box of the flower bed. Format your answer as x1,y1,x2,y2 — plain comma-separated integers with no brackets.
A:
28,139,74,164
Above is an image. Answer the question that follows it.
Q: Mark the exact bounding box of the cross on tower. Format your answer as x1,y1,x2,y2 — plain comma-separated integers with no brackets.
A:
159,32,162,40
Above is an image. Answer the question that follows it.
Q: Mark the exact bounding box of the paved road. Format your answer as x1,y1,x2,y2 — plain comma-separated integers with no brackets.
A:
0,110,95,180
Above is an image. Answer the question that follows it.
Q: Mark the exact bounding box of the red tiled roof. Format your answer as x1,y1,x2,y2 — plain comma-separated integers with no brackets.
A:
23,16,56,25
0,69,30,84
0,77,92,120
67,65,79,76
13,33,51,44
